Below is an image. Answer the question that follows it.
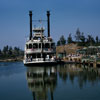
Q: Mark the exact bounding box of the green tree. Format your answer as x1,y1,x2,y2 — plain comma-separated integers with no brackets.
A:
60,35,66,45
14,47,20,56
8,47,13,55
57,35,66,46
57,40,61,46
0,49,1,54
0,45,24,59
3,45,9,54
96,36,99,44
87,35,95,46
75,28,81,42
80,32,85,43
67,33,73,43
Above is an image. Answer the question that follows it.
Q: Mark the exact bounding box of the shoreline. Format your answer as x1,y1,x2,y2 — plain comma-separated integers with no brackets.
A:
0,58,23,62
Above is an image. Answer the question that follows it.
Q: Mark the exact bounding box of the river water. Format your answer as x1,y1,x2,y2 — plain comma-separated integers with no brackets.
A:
0,62,100,100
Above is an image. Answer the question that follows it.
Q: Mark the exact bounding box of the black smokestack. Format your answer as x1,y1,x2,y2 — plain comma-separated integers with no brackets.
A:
47,11,50,37
29,11,32,40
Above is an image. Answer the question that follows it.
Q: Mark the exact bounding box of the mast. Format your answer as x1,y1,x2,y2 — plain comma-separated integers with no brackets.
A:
29,11,32,40
47,11,50,37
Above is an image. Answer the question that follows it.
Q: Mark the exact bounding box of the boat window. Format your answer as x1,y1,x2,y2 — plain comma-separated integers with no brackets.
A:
33,37,37,40
29,44,32,49
33,37,41,40
37,37,41,40
33,43,38,49
45,43,50,48
26,44,28,49
37,53,41,58
51,43,55,48
31,54,36,58
39,43,41,48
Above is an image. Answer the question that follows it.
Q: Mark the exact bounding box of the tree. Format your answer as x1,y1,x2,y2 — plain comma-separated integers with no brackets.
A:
60,35,66,45
80,32,85,43
14,47,20,55
8,47,13,55
0,45,24,59
0,49,1,54
96,36,99,44
75,28,81,42
3,45,9,54
67,33,73,43
87,35,95,46
57,40,61,46
57,35,66,46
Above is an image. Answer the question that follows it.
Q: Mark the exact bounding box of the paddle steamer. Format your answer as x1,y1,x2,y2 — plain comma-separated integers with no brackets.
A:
23,11,57,65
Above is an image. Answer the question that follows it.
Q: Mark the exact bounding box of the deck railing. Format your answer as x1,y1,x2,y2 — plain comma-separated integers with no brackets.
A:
25,57,55,62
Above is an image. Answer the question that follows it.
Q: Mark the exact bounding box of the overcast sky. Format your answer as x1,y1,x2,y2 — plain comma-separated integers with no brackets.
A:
0,0,100,49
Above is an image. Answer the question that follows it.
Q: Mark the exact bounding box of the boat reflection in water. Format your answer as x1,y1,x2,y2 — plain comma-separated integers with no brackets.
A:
26,66,57,100
26,64,100,100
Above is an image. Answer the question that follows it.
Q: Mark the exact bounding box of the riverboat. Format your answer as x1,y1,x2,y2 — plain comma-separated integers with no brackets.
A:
23,11,57,65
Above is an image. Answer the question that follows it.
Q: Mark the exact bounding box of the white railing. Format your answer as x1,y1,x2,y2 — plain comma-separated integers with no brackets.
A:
26,48,55,54
25,58,55,62
26,49,41,53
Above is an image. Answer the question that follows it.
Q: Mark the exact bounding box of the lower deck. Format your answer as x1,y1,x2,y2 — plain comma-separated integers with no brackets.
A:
24,53,57,66
23,60,57,66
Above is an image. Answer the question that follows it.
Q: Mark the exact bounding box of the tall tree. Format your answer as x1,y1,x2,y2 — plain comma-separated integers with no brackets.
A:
14,47,20,55
87,35,95,46
75,28,81,42
57,40,61,46
0,49,1,54
96,36,99,43
60,35,66,45
8,47,13,55
57,35,66,46
67,33,73,43
80,32,85,43
3,45,9,54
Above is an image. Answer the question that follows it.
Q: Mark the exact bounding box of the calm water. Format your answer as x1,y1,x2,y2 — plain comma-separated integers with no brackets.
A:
0,62,100,100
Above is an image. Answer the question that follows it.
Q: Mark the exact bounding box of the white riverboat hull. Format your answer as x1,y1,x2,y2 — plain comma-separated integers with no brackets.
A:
23,60,57,66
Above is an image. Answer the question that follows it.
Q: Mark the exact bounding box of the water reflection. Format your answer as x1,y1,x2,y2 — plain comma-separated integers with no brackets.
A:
58,64,100,88
26,66,57,100
26,64,100,100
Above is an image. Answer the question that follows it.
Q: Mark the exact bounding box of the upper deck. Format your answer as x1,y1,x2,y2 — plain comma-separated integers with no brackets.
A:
26,27,54,43
25,27,56,54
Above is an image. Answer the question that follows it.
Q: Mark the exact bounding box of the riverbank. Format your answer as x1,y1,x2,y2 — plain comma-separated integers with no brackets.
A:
0,57,23,62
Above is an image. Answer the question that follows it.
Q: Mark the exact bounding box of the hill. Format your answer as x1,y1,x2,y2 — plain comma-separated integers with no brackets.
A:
56,43,83,55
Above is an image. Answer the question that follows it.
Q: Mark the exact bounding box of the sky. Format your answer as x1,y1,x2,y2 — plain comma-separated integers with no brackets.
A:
0,0,100,49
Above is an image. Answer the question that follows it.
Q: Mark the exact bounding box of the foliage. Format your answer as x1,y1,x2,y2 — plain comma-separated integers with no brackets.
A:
80,32,85,43
86,35,95,46
0,49,1,54
3,45,9,54
57,28,100,47
75,28,81,42
57,35,66,46
67,33,73,43
57,40,61,46
96,36,99,43
0,45,24,59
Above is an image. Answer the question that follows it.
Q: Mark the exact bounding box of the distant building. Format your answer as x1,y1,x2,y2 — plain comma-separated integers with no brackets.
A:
77,46,100,55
